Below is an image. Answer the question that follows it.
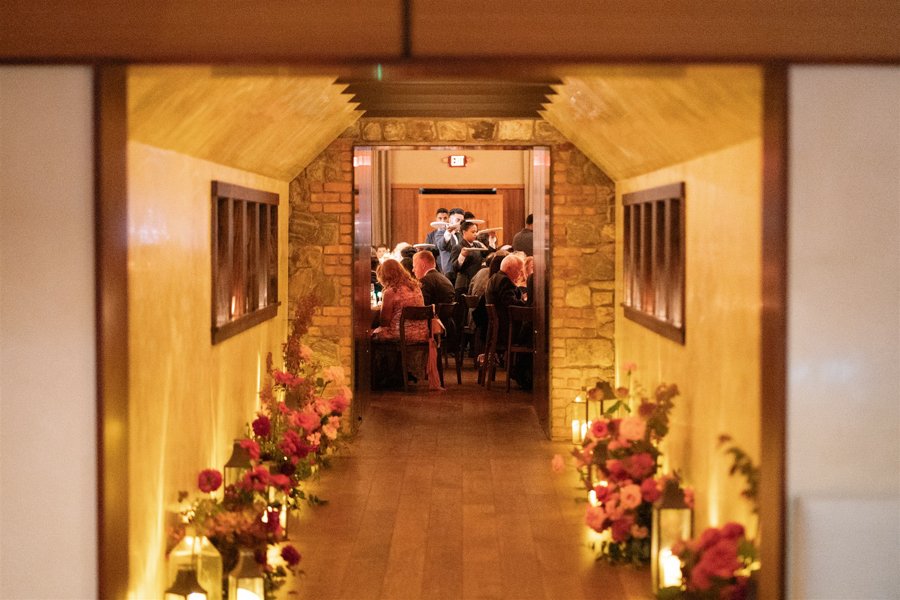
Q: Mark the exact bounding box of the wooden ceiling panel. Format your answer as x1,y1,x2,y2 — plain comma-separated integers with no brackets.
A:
541,66,762,180
128,66,362,181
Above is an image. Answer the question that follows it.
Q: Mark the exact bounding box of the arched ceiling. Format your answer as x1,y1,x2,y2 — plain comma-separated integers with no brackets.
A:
128,66,362,181
128,65,762,183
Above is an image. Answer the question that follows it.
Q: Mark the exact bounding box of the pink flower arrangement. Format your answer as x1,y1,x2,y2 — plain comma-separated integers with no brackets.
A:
673,522,757,599
571,364,684,565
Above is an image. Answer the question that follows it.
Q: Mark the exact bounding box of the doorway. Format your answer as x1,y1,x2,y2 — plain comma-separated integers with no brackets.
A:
352,145,551,436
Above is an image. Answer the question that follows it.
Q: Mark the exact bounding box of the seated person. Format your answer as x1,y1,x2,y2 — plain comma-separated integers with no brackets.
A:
372,259,442,390
469,250,508,297
399,245,417,275
412,250,455,306
485,254,531,389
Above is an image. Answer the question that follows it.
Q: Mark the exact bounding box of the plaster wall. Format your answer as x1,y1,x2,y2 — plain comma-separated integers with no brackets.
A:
127,141,289,597
390,149,525,185
615,139,763,535
0,66,98,600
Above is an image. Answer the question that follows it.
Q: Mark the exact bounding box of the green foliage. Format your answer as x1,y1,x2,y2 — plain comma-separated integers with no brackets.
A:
718,435,760,514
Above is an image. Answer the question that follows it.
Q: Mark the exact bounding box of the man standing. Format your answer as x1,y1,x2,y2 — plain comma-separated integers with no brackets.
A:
412,250,455,306
437,208,465,280
512,213,534,256
424,207,449,269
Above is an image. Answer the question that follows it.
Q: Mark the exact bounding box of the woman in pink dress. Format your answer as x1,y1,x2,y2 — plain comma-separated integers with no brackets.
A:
372,259,442,389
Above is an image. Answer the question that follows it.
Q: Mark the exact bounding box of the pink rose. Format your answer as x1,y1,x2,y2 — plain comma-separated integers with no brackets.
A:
605,459,627,481
329,392,350,414
272,370,303,388
619,483,643,509
296,409,321,432
630,524,649,539
585,505,608,532
322,423,339,440
610,516,635,542
307,432,321,447
697,527,722,550
313,398,330,416
619,416,647,441
197,469,223,493
239,465,270,492
624,453,656,480
550,454,565,473
593,483,611,503
589,419,609,440
615,386,629,398
281,544,302,567
269,473,292,492
240,438,261,461
252,415,271,437
696,538,742,583
640,477,662,503
721,522,745,540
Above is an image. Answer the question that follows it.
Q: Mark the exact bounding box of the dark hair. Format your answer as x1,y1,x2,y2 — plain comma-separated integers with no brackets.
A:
489,250,509,275
460,220,478,233
435,207,449,216
463,211,475,220
525,213,534,225
400,245,417,259
449,207,465,216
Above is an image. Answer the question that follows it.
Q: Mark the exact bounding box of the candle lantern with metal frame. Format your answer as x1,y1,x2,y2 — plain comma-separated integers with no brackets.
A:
652,478,694,594
586,380,617,420
164,565,208,600
228,547,266,600
565,392,589,444
224,439,253,488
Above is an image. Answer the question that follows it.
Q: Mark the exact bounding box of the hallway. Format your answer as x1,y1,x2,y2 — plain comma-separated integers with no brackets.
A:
283,370,652,599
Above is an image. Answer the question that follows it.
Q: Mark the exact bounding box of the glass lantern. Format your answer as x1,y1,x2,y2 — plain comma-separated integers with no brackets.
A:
651,480,693,594
265,485,290,540
167,526,223,600
228,548,266,600
566,393,589,444
224,439,253,488
164,565,208,600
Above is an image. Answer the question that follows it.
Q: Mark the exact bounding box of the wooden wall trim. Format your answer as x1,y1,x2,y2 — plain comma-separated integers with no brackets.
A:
95,65,129,600
1,2,897,62
759,65,788,600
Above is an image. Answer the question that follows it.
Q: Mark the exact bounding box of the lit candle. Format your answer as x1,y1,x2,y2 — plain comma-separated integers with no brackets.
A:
571,419,582,444
660,548,683,588
581,421,588,442
588,489,599,506
235,590,260,600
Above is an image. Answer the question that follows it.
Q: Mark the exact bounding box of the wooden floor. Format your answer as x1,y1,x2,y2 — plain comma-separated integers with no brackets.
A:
281,367,653,600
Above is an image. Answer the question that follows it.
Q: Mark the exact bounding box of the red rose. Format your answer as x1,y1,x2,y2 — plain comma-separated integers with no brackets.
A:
720,522,745,540
610,516,634,543
240,438,261,461
589,419,609,440
239,465,270,492
281,544,302,567
269,473,292,492
197,469,223,493
640,477,661,503
252,415,272,437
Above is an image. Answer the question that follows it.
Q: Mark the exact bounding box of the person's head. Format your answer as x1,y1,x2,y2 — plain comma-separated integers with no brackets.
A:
489,249,509,276
392,241,411,260
449,207,465,218
375,245,388,260
376,258,418,291
412,250,436,279
463,210,476,221
523,255,535,277
525,213,534,229
434,207,449,223
400,245,417,260
499,254,524,283
460,220,478,243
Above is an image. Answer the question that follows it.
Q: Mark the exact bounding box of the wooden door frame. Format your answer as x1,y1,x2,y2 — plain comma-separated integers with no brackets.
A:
94,65,788,599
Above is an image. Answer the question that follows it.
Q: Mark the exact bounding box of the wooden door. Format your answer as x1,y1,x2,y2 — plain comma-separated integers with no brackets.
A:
351,146,373,427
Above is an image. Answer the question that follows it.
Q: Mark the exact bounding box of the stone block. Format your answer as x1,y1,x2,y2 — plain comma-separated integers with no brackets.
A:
382,121,407,141
362,121,384,142
535,120,566,143
565,338,614,368
497,120,534,141
437,120,468,141
468,120,497,141
577,251,614,281
407,120,436,142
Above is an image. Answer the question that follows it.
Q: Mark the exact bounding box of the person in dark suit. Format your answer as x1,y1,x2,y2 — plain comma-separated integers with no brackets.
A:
437,208,465,279
424,207,449,269
412,250,455,306
450,220,486,298
485,254,531,389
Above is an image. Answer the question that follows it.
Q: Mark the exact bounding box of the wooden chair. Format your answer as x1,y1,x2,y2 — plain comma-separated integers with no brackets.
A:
460,294,482,369
436,302,462,385
398,305,434,392
506,305,534,392
477,304,500,389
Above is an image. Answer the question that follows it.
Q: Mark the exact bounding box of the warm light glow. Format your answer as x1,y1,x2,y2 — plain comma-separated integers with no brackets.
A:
588,490,599,506
236,590,260,600
660,548,683,588
571,419,582,444
188,594,207,600
230,296,236,316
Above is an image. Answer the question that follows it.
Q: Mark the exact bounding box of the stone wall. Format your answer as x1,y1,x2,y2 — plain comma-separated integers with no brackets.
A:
288,119,616,438
549,143,617,438
288,137,354,368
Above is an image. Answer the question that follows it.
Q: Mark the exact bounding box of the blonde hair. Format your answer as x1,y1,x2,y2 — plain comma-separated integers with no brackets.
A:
376,258,420,291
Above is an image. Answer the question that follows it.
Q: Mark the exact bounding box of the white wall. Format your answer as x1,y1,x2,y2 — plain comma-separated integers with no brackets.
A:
0,67,98,598
787,66,900,599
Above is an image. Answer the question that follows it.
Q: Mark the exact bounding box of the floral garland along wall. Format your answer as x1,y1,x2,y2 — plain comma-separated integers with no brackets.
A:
172,296,350,598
